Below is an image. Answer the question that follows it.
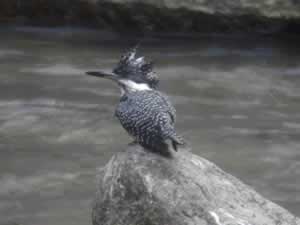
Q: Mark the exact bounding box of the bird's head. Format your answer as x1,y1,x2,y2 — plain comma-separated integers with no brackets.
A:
86,47,159,95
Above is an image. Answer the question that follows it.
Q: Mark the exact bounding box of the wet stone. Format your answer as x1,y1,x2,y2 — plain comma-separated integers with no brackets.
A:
93,145,300,225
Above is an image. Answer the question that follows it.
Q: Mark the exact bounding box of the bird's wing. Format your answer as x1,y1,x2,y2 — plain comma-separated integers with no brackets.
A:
151,92,185,148
152,91,176,124
159,113,184,143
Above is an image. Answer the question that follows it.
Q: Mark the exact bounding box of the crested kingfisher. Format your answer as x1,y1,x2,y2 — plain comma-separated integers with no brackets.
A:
86,47,184,156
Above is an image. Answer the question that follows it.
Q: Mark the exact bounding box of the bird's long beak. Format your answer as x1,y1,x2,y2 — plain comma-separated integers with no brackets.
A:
85,71,119,81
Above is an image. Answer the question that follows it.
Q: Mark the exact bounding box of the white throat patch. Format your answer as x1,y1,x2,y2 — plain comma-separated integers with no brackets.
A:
119,79,151,91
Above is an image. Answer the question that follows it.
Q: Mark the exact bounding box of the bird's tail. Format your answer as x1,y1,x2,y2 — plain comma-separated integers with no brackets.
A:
161,122,185,152
171,134,185,151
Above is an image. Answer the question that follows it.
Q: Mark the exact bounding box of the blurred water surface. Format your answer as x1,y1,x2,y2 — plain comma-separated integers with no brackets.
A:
0,27,300,224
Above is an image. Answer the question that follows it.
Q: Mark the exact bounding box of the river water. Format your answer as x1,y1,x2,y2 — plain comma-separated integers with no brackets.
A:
0,27,299,224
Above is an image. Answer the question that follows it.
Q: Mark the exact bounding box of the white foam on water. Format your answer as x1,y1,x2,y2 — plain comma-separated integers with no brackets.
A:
283,122,300,129
0,172,82,196
21,64,85,76
0,49,24,57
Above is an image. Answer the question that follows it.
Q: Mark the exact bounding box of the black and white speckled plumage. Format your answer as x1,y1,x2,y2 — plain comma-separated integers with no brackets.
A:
86,47,184,156
115,90,184,155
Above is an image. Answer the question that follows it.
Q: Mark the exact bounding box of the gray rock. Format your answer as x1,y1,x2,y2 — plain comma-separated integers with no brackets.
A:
1,0,300,35
105,0,300,19
95,0,300,34
93,145,300,225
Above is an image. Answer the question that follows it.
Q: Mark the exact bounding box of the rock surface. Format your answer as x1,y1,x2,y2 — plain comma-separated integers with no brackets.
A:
106,0,300,18
0,0,300,35
93,145,300,225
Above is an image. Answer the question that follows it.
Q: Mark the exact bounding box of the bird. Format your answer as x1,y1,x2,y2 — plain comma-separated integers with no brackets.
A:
86,47,185,156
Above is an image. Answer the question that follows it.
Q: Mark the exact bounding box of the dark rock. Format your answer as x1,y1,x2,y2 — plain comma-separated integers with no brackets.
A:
1,0,300,35
93,145,300,225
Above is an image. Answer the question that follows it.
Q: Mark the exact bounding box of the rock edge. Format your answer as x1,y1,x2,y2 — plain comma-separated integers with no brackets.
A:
92,145,300,225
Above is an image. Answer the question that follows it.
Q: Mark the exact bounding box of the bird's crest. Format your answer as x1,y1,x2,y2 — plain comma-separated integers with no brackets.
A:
113,46,159,89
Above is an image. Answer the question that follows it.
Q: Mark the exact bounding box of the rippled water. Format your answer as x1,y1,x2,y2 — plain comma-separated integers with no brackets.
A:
0,27,299,224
